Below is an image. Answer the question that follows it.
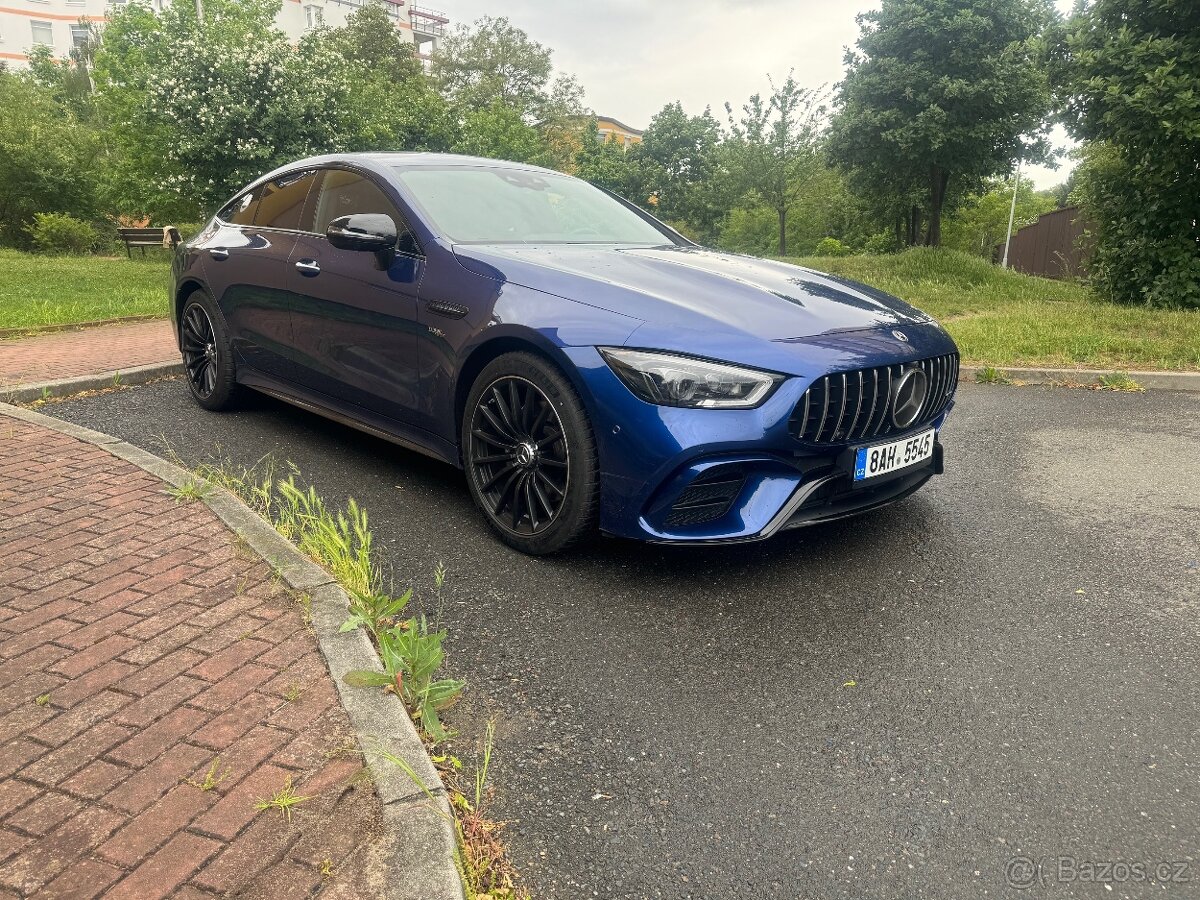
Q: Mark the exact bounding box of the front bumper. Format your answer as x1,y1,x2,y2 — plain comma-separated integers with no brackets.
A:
561,333,956,545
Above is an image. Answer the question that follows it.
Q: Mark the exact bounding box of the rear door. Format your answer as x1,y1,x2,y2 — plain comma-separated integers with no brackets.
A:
285,167,425,426
198,170,318,379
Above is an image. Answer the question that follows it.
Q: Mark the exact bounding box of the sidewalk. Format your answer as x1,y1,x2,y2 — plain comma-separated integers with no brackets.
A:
0,322,177,392
0,413,390,898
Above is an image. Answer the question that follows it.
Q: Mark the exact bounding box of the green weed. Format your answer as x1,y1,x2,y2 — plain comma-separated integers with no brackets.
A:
164,477,212,504
975,366,1011,385
1095,371,1146,392
254,777,310,822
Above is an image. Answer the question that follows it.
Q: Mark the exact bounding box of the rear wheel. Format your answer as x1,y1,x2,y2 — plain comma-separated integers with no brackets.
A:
180,291,240,410
463,352,599,554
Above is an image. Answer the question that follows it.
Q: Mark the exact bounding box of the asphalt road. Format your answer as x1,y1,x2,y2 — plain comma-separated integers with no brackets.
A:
46,380,1200,899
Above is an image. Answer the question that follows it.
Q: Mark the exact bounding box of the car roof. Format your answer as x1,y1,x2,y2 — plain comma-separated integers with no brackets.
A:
280,152,561,176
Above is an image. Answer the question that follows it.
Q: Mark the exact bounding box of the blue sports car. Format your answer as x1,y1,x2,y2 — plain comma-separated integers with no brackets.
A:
172,153,959,554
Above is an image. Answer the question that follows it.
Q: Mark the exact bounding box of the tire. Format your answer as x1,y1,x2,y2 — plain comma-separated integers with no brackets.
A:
462,352,599,554
179,290,241,411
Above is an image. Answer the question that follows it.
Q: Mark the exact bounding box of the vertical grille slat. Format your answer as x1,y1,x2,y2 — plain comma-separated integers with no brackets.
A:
846,370,864,440
812,376,831,442
830,373,849,441
791,352,960,445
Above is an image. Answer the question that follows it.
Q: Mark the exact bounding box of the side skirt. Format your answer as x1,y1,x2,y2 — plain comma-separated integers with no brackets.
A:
237,370,461,469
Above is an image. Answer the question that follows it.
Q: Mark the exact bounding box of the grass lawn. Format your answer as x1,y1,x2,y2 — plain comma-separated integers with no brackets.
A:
0,249,171,332
787,248,1200,371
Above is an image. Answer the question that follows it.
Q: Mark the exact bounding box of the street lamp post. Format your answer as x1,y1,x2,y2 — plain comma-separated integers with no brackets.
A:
1001,158,1022,269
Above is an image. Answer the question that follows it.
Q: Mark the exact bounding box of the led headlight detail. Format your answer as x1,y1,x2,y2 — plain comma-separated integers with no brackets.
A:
598,348,784,409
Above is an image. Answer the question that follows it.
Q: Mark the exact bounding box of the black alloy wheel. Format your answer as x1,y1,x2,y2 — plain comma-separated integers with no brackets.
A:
463,352,599,554
469,376,569,534
181,302,218,398
179,291,240,411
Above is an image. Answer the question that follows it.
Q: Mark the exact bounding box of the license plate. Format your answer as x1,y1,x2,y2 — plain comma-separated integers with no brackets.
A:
854,429,935,481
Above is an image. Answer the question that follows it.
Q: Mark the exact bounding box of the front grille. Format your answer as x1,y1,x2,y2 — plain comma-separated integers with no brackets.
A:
664,470,745,528
790,353,958,445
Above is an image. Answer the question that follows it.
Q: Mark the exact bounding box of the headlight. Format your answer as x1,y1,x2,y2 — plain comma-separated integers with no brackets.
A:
598,348,784,409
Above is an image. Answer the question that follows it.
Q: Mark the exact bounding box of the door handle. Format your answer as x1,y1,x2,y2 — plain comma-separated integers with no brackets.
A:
295,259,321,277
208,248,229,260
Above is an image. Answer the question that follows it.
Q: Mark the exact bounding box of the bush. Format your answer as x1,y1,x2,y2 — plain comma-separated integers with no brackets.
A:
863,231,903,255
27,213,97,255
814,237,852,257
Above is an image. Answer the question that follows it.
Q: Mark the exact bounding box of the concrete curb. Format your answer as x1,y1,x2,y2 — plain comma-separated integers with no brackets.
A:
1,361,184,405
0,402,465,900
960,364,1200,391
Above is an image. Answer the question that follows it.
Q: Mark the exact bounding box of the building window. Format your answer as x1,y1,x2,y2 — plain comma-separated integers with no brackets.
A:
30,20,53,46
69,24,89,49
305,5,323,28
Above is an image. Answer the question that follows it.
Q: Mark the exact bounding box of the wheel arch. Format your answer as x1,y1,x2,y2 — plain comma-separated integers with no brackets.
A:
174,279,208,332
453,330,593,448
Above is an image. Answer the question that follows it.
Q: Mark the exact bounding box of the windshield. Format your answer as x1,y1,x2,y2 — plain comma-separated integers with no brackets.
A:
393,165,674,245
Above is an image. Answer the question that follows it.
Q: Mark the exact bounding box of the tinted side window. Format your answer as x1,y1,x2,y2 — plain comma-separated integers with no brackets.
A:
218,189,260,226
313,170,399,229
311,169,421,255
254,170,318,231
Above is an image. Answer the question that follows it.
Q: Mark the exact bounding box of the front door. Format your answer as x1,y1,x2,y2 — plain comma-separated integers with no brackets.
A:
285,168,424,426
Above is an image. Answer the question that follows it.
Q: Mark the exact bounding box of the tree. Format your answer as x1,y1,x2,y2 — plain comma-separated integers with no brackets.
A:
429,15,586,169
316,2,455,153
94,0,357,219
0,70,100,246
724,75,827,255
1059,0,1200,307
452,102,545,163
827,0,1057,246
431,16,582,123
635,102,727,241
574,119,642,195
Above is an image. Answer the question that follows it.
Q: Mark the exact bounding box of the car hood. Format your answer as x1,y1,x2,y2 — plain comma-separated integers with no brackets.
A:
451,243,933,341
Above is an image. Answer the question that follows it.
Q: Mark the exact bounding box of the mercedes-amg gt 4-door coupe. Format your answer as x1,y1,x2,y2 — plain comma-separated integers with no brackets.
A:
172,153,959,554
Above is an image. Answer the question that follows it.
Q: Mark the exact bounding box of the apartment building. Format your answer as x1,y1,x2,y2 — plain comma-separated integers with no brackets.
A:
0,0,447,67
595,115,643,150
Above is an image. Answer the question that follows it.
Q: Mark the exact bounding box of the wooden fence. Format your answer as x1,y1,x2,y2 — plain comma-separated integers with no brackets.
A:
994,205,1091,279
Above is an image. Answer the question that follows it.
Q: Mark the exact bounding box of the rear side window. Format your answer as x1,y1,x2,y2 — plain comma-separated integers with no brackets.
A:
254,170,319,231
218,190,260,226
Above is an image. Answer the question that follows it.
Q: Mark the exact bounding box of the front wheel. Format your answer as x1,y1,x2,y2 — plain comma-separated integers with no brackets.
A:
463,352,599,554
180,290,240,411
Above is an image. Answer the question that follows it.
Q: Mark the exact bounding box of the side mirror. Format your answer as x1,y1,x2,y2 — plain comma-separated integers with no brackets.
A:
326,214,397,253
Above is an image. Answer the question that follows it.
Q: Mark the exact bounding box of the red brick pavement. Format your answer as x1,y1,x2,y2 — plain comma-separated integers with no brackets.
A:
0,416,390,898
0,322,177,390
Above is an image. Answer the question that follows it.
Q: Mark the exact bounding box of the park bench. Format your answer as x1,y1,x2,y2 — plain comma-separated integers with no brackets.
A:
117,226,181,257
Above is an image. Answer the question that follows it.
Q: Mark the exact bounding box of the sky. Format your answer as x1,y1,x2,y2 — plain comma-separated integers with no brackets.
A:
440,0,1077,190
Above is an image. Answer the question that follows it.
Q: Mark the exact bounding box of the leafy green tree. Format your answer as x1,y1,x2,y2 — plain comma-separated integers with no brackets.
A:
94,0,357,219
430,15,584,122
1059,0,1200,307
315,3,456,152
635,102,727,241
724,75,827,255
942,177,1057,257
452,102,545,163
574,119,642,195
827,0,1057,246
0,71,100,247
430,15,586,170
